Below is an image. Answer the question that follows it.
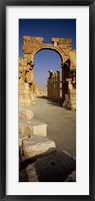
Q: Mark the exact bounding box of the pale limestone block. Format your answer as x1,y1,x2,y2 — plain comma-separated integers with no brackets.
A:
24,94,31,99
22,135,56,160
70,90,76,110
19,98,25,107
19,135,28,150
24,83,30,90
19,122,33,137
24,99,31,107
19,89,25,95
19,135,28,161
19,120,47,137
28,120,47,137
19,108,34,120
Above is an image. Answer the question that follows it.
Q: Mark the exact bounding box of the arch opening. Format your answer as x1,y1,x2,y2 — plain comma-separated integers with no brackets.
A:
33,48,62,97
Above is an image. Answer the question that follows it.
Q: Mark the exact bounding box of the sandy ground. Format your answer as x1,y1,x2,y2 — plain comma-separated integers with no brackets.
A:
32,96,76,158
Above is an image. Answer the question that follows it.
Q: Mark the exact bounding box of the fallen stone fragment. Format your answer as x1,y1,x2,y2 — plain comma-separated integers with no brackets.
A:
19,120,47,137
65,170,76,182
25,151,76,182
22,135,56,160
62,94,71,110
19,107,34,120
62,92,76,111
62,94,69,108
19,135,28,162
19,169,29,182
26,163,39,182
19,135,28,148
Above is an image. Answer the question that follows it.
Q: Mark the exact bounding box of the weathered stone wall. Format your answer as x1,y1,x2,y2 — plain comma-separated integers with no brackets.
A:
19,58,35,106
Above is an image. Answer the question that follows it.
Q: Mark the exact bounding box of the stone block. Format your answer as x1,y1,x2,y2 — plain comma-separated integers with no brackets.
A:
19,90,25,95
19,101,25,107
19,135,28,161
19,108,34,120
22,135,56,160
19,120,47,137
19,135,28,148
28,120,47,137
65,170,76,182
24,99,31,107
25,151,76,182
23,36,30,41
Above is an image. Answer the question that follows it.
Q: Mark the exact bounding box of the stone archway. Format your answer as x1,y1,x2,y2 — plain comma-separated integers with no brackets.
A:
19,36,76,107
22,36,72,64
22,36,75,100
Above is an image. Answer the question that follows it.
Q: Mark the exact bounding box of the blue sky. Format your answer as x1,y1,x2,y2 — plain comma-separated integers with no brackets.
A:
19,19,76,87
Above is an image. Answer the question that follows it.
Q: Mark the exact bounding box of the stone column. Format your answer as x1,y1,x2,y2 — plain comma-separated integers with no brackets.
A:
55,72,57,100
61,63,68,101
50,77,52,98
53,73,56,99
51,74,54,98
56,71,60,100
47,79,49,97
47,77,50,98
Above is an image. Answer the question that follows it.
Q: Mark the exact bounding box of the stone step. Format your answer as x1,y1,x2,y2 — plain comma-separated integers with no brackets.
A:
19,119,47,137
21,135,56,161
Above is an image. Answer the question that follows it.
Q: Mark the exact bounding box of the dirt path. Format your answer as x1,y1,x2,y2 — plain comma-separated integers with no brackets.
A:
31,97,76,158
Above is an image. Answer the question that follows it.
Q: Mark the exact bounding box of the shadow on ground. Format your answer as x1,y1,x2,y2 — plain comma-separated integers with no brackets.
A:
19,150,76,182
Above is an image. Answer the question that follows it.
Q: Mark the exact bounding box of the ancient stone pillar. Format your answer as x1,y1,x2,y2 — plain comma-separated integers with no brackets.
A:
53,73,55,99
47,77,50,98
47,79,49,97
55,72,57,100
61,63,68,101
56,71,60,100
51,74,54,98
50,77,52,98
